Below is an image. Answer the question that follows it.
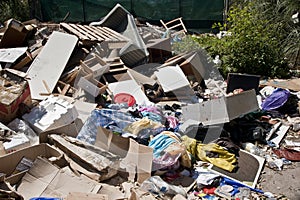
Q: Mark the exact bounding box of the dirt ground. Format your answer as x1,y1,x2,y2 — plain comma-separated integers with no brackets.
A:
259,162,300,200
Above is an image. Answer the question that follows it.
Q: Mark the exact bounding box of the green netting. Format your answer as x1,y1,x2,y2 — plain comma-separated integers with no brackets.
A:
35,0,224,29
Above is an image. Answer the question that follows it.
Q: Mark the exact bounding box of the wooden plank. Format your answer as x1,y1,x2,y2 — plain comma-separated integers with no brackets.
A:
102,27,129,41
82,25,106,41
88,26,111,40
76,24,99,41
70,24,97,41
60,23,89,40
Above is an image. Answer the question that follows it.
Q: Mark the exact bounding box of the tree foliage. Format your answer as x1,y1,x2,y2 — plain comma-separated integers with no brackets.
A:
0,0,30,24
194,0,298,78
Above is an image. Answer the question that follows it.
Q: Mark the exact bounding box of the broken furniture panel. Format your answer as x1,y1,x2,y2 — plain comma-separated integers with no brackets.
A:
60,23,128,46
154,65,196,102
154,65,190,93
0,69,32,123
80,54,110,78
26,31,78,100
160,17,188,37
108,79,151,106
0,47,28,65
92,4,149,67
210,150,265,189
182,89,259,125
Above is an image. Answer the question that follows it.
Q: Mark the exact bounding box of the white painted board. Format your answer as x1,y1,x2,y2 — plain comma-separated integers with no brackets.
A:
154,65,190,92
26,31,78,100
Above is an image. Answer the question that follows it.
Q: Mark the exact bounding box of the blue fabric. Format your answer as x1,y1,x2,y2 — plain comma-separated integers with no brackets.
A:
30,198,61,200
261,88,290,111
141,111,163,123
77,109,136,144
149,133,177,158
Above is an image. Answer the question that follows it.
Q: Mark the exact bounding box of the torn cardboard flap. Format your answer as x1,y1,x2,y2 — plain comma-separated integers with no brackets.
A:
17,157,101,199
95,127,153,183
65,192,108,200
0,143,63,179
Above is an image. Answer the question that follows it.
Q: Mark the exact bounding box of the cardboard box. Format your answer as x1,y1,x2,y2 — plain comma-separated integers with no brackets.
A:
182,89,259,125
0,143,63,178
0,69,32,123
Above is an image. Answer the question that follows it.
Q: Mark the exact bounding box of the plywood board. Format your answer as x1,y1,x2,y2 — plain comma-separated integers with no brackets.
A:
26,31,78,100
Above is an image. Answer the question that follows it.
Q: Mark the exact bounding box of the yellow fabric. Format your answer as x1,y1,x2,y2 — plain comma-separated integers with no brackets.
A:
124,118,163,135
181,136,237,172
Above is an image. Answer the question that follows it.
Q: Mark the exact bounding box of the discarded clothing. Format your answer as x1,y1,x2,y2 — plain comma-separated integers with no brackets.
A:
77,109,136,144
139,106,162,115
182,136,237,172
123,118,163,136
149,131,179,158
140,111,163,123
195,167,220,188
166,115,179,129
261,88,290,111
273,148,300,161
149,131,191,171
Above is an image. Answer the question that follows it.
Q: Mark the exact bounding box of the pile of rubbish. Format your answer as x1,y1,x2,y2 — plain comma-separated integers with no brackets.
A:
1,4,300,200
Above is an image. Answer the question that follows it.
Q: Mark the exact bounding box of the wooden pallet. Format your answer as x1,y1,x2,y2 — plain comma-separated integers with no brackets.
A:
60,23,128,45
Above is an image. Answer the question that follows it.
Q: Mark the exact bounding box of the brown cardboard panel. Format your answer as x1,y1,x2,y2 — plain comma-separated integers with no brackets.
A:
17,157,101,199
66,192,108,200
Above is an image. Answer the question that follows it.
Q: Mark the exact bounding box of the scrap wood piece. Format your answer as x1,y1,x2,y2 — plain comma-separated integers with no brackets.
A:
49,134,121,181
160,17,187,36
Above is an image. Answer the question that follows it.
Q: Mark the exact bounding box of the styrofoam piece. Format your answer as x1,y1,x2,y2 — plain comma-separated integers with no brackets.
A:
22,95,78,133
